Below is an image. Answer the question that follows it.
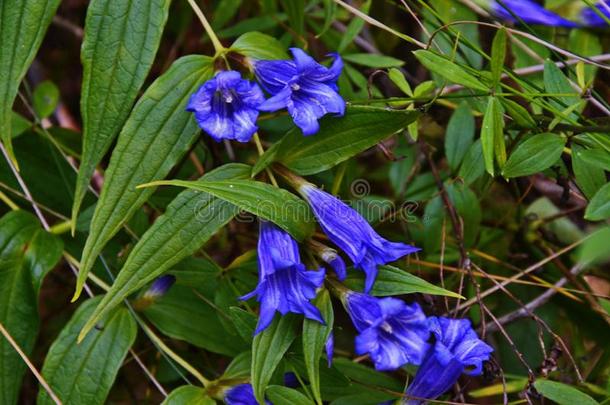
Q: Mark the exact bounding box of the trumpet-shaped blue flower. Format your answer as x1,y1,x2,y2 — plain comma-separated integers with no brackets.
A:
492,0,577,27
345,292,430,371
241,221,325,334
186,70,264,142
581,1,610,27
300,184,420,292
405,317,494,404
255,48,345,135
225,383,269,405
143,275,175,300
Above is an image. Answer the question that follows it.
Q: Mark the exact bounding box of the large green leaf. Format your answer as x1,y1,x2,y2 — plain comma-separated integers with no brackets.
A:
253,106,419,176
267,385,313,405
344,265,463,298
72,0,171,224
0,211,62,405
78,164,248,341
303,289,333,405
502,133,566,178
251,314,299,403
38,298,137,405
413,50,488,91
585,182,610,221
0,0,61,164
140,178,314,241
75,55,214,300
533,380,599,405
162,386,214,405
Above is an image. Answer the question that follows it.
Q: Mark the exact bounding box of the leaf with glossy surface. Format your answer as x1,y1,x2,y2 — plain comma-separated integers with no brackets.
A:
533,380,599,405
481,97,504,175
74,55,214,300
162,386,214,405
253,106,419,176
0,0,61,163
140,179,314,241
585,182,610,221
72,0,171,224
0,211,62,405
78,164,248,341
231,31,288,60
252,314,299,403
38,298,137,405
502,133,565,178
303,289,333,405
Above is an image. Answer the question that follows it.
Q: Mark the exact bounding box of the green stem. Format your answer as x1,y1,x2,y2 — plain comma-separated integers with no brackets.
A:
187,0,225,54
252,133,278,187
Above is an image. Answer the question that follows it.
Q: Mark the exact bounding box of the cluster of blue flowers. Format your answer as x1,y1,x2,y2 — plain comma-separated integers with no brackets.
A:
491,0,610,28
187,48,345,141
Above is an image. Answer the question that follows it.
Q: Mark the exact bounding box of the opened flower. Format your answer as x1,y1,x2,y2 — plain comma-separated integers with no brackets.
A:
405,317,494,404
491,0,577,27
255,48,345,135
300,183,420,292
186,70,264,142
345,292,429,371
241,221,325,334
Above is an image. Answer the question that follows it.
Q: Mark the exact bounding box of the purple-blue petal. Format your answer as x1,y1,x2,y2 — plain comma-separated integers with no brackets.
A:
225,384,264,405
581,1,610,27
492,0,578,27
325,332,334,367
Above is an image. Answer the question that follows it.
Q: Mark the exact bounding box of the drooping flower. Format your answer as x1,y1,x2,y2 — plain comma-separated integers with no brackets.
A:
186,70,265,142
491,0,577,27
225,383,269,405
345,292,430,371
581,1,610,27
405,317,494,405
241,221,325,334
254,48,345,135
308,239,347,281
299,183,420,293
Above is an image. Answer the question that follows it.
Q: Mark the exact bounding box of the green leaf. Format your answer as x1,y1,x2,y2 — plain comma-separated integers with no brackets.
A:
0,0,61,164
534,380,599,405
544,60,581,120
32,80,59,118
267,386,314,405
140,179,314,242
573,144,606,200
221,351,252,380
231,31,288,60
502,133,566,178
280,0,305,37
579,148,610,172
481,97,504,175
303,289,333,405
490,28,507,88
74,55,214,300
251,314,299,403
38,298,137,405
72,0,171,224
253,106,419,176
337,0,370,53
162,386,214,405
230,306,258,342
0,211,62,405
343,53,404,68
445,103,475,170
458,140,485,185
501,98,536,129
388,68,412,96
145,285,247,356
78,164,248,341
345,265,463,299
413,50,488,92
318,0,337,37
578,226,610,266
585,182,610,221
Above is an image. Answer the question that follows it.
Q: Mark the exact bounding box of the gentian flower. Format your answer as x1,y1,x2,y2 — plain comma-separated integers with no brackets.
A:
345,292,430,371
581,1,610,27
300,183,420,293
186,70,264,142
255,48,345,135
241,221,325,334
133,275,176,310
405,317,494,404
308,239,347,281
491,0,577,27
225,383,269,405
325,332,334,367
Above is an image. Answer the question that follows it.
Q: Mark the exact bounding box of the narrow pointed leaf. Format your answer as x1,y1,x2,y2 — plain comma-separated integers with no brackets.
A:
0,0,61,164
78,164,248,341
481,97,504,175
38,298,136,405
533,380,599,405
502,133,566,178
75,55,214,300
413,50,488,91
585,182,610,221
72,0,171,224
490,28,507,88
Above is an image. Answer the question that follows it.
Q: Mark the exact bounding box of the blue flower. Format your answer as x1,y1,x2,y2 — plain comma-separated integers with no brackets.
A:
241,221,325,334
143,275,175,300
186,70,264,142
325,332,334,367
225,383,269,405
300,184,420,292
345,292,430,371
254,48,345,135
492,0,577,27
581,1,610,27
405,317,494,404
